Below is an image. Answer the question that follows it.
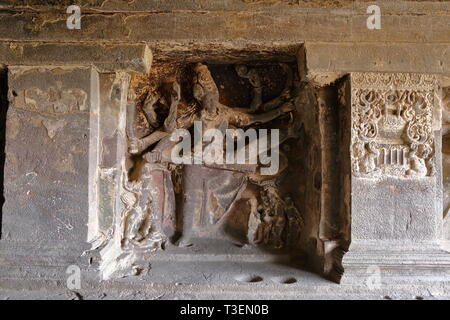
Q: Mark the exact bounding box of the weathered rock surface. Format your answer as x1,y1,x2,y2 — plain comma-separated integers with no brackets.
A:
0,0,449,300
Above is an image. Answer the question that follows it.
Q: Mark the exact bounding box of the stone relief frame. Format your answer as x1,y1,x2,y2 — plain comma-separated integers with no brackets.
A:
85,45,450,282
86,43,338,280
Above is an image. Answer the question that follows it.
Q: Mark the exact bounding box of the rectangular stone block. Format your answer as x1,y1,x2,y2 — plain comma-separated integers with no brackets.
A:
0,43,151,73
2,66,91,244
0,7,448,44
306,43,450,75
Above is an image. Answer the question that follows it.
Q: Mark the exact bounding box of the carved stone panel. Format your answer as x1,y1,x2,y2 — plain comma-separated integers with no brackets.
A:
91,51,308,279
343,72,444,269
351,73,438,178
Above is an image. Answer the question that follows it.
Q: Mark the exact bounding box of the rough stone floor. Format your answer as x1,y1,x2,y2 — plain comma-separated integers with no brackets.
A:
1,240,449,300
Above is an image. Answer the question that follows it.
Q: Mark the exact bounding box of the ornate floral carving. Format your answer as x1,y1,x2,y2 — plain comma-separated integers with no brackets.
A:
351,73,437,178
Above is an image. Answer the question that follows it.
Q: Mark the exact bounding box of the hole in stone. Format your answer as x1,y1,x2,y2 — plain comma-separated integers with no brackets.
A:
415,296,424,300
235,274,264,283
383,295,392,300
271,276,297,284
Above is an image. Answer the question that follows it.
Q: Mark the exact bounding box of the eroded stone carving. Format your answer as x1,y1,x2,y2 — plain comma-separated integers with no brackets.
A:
351,73,437,178
20,87,88,112
121,62,303,251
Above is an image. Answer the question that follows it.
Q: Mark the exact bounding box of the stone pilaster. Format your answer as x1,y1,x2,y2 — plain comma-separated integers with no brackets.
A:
342,72,450,281
87,71,133,280
88,71,130,246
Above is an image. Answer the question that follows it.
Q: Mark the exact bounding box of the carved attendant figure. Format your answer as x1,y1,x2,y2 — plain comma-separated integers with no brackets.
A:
123,82,182,248
407,143,428,177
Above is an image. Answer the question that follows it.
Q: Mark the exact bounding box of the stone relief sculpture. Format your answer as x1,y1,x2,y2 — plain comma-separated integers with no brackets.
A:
351,73,437,178
121,82,182,250
121,62,303,251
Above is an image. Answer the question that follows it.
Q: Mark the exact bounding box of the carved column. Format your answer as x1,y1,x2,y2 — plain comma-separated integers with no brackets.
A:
87,71,134,279
342,72,450,279
88,70,130,246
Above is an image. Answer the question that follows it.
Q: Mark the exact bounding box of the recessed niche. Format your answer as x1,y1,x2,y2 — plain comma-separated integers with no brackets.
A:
91,42,319,281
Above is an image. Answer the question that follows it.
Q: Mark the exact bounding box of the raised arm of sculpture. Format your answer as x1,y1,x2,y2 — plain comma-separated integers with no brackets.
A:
141,90,161,128
234,63,294,114
227,101,294,127
128,82,181,155
261,63,293,111
128,131,170,155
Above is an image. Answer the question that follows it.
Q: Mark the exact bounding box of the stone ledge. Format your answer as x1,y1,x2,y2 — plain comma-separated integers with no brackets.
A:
1,263,450,300
0,1,448,13
0,42,152,73
342,241,450,266
0,9,448,43
2,41,450,76
305,42,450,75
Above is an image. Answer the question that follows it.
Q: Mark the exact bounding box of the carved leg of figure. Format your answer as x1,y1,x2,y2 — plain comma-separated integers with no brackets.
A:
286,218,297,248
121,176,152,248
120,179,139,244
247,197,261,244
162,169,177,240
144,162,179,243
142,166,176,243
285,205,303,248
262,216,273,245
254,220,265,245
124,207,147,242
269,215,284,249
135,166,153,239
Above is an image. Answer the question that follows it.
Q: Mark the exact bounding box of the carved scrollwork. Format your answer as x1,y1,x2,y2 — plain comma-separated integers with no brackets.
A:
351,73,437,178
